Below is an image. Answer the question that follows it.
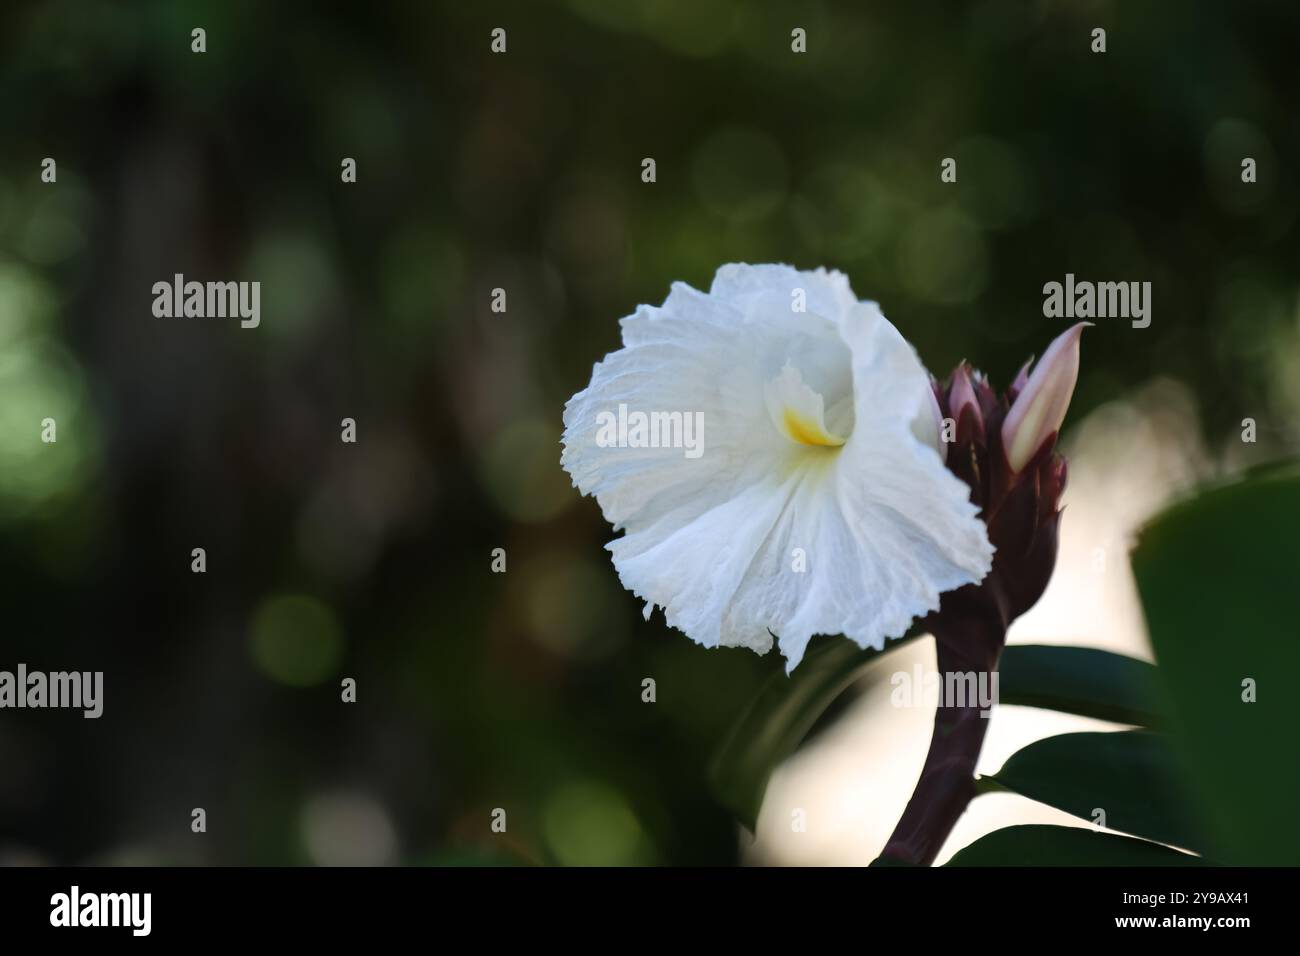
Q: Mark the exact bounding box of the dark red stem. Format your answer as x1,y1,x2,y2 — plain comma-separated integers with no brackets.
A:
878,615,1006,866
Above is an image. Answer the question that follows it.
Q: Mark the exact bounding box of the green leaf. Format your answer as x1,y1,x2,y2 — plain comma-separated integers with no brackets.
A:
998,644,1165,726
983,730,1210,852
1132,463,1300,864
946,825,1202,866
709,629,922,831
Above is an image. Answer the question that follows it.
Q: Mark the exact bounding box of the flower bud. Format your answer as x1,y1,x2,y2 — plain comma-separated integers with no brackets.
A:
1001,323,1087,473
929,324,1084,631
949,362,983,439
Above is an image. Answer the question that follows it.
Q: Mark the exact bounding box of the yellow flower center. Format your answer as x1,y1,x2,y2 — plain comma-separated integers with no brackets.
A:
781,407,847,447
765,363,851,450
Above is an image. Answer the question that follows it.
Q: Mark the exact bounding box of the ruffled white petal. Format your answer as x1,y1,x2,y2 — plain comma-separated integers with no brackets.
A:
561,263,993,671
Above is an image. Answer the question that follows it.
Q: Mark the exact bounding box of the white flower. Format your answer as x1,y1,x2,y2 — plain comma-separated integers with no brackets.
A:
561,264,994,671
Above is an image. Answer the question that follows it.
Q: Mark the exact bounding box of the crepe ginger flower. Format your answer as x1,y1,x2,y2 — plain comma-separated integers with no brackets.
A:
562,263,999,671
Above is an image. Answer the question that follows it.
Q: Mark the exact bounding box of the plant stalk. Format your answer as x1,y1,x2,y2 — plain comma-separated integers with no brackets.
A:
877,613,1006,866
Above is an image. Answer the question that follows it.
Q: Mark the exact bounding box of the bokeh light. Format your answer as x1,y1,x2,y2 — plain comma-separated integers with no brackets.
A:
250,594,345,687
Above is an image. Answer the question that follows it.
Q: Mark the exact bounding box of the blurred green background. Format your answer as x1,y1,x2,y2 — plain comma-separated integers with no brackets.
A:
0,0,1298,865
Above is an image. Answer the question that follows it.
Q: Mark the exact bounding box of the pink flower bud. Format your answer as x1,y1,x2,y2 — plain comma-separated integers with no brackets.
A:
1001,323,1088,473
949,362,982,433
